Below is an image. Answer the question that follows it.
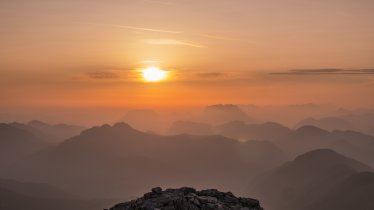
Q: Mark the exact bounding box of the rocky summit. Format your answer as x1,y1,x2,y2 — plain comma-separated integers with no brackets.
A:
108,187,264,210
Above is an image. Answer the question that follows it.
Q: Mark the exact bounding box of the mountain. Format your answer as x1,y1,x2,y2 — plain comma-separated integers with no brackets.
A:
249,149,372,210
0,123,47,168
167,121,213,135
277,125,332,154
306,172,374,210
4,123,289,199
295,117,354,132
275,126,374,167
296,112,374,136
239,103,338,127
192,121,374,167
215,121,291,142
341,113,374,136
200,104,257,125
10,120,85,143
216,123,374,168
0,179,111,210
108,187,264,210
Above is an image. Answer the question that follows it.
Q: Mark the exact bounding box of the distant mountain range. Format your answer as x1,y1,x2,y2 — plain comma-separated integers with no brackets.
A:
295,113,374,136
0,120,85,168
168,120,374,167
122,104,258,133
2,123,288,199
2,117,374,209
10,120,86,143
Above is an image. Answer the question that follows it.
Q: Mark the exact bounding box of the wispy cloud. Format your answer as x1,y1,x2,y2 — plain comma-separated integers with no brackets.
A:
196,72,225,79
271,69,374,76
87,71,121,79
145,39,205,48
71,65,131,80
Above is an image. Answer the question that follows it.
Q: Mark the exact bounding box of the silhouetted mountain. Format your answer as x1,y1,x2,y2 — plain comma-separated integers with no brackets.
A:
5,123,288,199
211,120,374,167
250,149,372,210
306,172,374,210
0,123,47,168
341,113,374,136
277,125,332,153
329,130,374,167
10,120,85,143
239,103,338,127
173,120,374,167
275,126,374,167
295,117,354,132
296,112,374,136
108,187,263,210
215,121,291,142
200,104,257,125
0,179,111,210
168,121,213,135
235,140,289,169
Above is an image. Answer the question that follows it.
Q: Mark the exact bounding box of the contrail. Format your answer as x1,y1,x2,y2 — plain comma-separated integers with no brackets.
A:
88,22,251,44
108,24,182,34
145,39,205,48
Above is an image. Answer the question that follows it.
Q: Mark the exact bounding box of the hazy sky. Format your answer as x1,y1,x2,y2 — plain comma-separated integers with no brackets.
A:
1,0,374,111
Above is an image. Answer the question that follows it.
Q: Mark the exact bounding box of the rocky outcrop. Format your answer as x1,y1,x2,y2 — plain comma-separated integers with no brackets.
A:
108,187,264,210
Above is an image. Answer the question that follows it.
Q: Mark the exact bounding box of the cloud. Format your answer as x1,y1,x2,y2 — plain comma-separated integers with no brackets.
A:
86,71,121,79
144,39,204,48
271,69,374,76
196,72,225,78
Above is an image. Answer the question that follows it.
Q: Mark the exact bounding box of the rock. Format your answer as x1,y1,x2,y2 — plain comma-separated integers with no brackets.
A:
108,187,264,210
152,187,162,194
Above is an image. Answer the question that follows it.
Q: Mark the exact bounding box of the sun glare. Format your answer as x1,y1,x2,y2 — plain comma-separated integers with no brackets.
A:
142,66,168,82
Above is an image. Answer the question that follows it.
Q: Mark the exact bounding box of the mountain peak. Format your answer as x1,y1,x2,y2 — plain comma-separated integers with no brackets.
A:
112,122,134,130
205,104,242,111
295,149,339,160
294,149,371,171
295,125,330,135
28,120,49,127
85,122,133,131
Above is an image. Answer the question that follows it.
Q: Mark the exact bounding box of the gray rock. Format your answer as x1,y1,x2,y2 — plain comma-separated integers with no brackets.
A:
108,187,264,210
152,187,162,194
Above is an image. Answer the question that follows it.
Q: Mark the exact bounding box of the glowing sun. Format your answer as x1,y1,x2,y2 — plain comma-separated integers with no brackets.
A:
141,66,168,82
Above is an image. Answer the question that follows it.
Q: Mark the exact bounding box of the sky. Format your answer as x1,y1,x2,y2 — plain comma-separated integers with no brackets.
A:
1,0,374,114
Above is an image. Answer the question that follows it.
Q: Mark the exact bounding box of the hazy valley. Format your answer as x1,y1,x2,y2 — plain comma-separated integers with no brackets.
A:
1,104,374,209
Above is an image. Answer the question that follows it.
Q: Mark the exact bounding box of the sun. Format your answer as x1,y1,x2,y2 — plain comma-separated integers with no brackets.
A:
141,66,168,82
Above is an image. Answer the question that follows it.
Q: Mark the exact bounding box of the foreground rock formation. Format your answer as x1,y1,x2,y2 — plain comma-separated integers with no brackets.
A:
108,187,264,210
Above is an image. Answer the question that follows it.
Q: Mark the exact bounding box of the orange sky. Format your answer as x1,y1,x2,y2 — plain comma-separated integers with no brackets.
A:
1,0,374,111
